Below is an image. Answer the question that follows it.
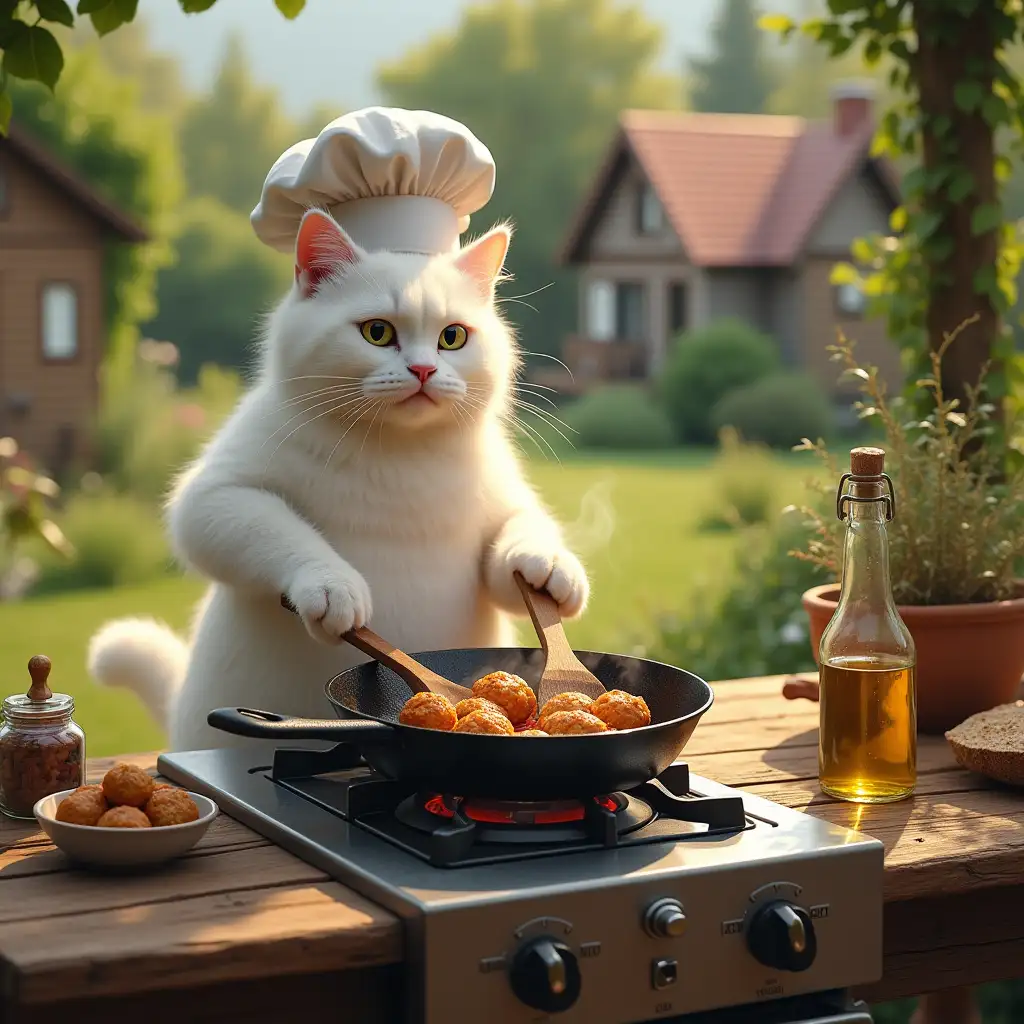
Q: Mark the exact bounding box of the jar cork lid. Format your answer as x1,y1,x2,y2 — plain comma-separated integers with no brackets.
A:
2,655,74,724
850,446,885,477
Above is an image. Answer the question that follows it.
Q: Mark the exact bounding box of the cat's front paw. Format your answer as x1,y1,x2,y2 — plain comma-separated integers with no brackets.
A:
487,542,589,619
286,564,373,644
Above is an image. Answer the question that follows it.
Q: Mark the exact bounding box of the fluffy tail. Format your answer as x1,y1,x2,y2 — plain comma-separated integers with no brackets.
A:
87,618,188,730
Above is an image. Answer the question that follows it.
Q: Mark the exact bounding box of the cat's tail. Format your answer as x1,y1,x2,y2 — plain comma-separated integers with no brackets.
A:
87,618,188,730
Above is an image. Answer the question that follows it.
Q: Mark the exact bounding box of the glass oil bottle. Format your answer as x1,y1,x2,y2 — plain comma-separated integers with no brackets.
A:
818,447,917,803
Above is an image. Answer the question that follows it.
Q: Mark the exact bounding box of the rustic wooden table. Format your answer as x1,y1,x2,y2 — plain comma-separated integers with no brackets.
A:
1,675,1022,1024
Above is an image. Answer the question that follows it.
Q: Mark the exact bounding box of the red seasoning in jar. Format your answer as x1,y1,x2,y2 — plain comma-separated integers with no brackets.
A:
0,656,85,820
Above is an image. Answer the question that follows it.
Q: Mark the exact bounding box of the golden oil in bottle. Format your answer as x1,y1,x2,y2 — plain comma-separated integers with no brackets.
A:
817,447,917,804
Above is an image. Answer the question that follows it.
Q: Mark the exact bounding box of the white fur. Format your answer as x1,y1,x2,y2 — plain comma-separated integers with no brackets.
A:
88,215,588,751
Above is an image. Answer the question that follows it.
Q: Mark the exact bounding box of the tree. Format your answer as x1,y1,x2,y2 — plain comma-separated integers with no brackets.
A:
179,33,295,214
378,0,677,357
690,0,776,114
143,197,292,384
767,1,1024,454
0,0,307,134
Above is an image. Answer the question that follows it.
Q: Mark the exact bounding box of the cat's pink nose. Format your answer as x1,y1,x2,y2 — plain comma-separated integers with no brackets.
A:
407,364,437,384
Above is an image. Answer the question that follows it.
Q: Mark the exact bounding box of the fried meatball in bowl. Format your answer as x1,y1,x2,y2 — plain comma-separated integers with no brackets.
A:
97,805,152,828
145,787,201,827
538,691,594,723
454,708,516,735
398,692,458,731
454,696,508,721
542,710,609,735
590,690,651,730
55,785,109,826
102,763,155,808
471,671,537,726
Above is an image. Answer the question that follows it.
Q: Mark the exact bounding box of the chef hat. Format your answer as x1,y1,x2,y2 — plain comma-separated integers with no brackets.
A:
251,106,496,256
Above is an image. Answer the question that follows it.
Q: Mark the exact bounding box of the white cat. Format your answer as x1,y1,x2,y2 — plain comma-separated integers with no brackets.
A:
88,209,589,752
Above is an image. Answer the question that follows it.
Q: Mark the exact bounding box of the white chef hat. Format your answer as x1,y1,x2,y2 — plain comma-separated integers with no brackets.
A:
251,106,496,256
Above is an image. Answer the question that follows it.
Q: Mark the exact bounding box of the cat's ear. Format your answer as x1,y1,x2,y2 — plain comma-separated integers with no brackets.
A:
453,225,511,296
295,209,362,298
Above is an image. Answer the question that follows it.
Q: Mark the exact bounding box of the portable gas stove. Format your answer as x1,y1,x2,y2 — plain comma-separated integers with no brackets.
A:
159,743,883,1024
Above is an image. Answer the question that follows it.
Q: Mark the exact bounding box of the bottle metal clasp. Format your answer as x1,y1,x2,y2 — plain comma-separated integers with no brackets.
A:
836,473,896,522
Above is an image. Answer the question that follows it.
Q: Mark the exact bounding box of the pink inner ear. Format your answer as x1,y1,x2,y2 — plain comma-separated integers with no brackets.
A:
295,211,359,297
454,228,510,292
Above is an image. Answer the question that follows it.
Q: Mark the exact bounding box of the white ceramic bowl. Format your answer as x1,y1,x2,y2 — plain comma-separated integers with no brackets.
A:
34,788,218,868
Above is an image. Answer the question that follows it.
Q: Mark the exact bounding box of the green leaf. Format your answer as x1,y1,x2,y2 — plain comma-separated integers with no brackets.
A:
85,0,137,35
970,202,1002,236
757,13,794,35
829,262,859,286
948,170,975,203
3,24,63,89
0,90,11,136
35,0,74,26
76,0,108,11
954,80,984,112
178,0,219,11
889,206,907,232
274,0,305,16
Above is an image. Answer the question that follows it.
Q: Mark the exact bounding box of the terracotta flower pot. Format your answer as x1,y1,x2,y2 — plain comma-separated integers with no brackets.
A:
802,583,1024,734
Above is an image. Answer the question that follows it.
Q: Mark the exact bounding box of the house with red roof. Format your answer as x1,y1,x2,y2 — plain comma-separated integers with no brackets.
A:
557,82,902,400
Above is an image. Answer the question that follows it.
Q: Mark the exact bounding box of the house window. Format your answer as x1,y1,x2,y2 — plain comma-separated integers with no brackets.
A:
586,279,616,341
668,283,688,335
41,283,79,360
636,183,664,235
615,282,645,340
835,281,867,318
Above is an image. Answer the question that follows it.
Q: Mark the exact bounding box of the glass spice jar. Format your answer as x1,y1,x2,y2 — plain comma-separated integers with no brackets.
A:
0,655,85,820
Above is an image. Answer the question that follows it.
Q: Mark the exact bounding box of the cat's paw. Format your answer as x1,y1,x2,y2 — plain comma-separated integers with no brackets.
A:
286,564,372,644
487,542,589,619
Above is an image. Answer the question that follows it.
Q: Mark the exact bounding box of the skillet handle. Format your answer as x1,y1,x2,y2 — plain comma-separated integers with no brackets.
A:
208,707,393,743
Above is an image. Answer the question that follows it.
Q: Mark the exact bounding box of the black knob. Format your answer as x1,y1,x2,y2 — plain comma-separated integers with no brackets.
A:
509,937,581,1013
746,901,817,972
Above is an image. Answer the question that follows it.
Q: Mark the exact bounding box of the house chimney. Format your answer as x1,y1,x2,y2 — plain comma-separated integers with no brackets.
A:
832,80,875,137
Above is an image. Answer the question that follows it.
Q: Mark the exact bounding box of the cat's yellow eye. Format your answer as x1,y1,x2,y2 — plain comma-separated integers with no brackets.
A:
438,324,469,351
360,319,396,346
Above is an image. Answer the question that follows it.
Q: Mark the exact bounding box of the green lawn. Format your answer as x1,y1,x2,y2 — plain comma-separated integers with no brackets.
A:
1,453,815,756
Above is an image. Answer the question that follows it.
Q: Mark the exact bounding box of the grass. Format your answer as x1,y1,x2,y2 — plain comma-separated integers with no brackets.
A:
2,452,816,757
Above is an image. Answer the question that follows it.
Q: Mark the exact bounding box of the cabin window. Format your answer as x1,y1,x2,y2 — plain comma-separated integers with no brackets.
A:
637,183,664,235
668,283,688,335
586,279,616,341
615,282,645,340
41,283,79,360
835,281,867,318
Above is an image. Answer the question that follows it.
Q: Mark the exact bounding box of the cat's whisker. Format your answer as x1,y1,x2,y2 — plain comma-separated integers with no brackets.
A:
514,416,562,464
509,398,578,436
260,391,370,448
520,351,575,382
511,386,560,411
358,401,386,459
499,281,555,302
273,375,364,384
270,384,366,415
511,404,577,448
319,398,378,478
515,380,561,395
260,395,371,480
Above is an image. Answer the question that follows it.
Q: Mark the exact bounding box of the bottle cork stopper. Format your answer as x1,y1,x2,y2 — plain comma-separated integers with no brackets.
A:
850,446,885,477
26,655,52,702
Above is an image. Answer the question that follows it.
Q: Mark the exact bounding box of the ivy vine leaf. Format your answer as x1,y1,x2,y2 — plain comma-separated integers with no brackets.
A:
178,0,219,11
35,0,75,27
0,91,11,136
970,202,1002,238
78,0,138,36
2,23,64,89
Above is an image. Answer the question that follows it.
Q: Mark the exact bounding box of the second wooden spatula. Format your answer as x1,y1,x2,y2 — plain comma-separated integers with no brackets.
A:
514,572,607,707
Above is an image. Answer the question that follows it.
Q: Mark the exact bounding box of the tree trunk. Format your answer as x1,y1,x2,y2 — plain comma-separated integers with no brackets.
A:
911,2,1001,408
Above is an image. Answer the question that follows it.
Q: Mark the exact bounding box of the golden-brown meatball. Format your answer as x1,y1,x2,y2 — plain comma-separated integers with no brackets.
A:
102,763,155,808
454,708,516,735
145,788,200,827
97,805,152,828
454,696,508,721
591,690,651,730
471,671,537,726
55,786,108,826
543,710,609,735
398,692,458,731
539,691,594,722
515,729,549,737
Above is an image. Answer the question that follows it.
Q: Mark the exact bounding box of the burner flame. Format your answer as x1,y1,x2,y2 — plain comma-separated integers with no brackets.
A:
421,793,623,826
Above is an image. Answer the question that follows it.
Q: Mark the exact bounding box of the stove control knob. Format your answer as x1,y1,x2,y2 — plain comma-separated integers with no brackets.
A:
509,937,581,1013
746,900,817,973
643,898,687,938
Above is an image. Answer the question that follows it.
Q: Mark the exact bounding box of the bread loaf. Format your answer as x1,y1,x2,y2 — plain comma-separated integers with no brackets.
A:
945,701,1024,787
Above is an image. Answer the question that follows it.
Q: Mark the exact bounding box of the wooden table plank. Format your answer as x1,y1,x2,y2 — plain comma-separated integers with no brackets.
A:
1,673,1021,1020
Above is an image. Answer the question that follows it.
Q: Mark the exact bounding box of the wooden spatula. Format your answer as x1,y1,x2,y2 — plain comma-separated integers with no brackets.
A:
279,595,472,705
514,572,607,707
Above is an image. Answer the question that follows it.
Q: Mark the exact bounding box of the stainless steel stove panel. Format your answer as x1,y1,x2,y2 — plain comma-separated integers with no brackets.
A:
159,747,883,1024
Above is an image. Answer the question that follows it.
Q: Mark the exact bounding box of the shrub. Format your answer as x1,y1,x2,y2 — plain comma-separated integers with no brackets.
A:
32,494,173,595
698,428,778,531
659,318,780,444
711,372,834,450
562,386,675,450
